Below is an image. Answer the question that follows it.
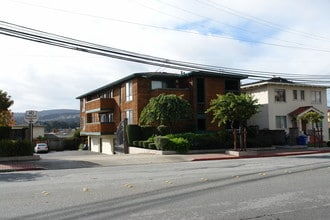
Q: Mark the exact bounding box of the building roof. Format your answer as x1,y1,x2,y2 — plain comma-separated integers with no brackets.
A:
289,106,324,117
76,70,247,99
241,77,329,90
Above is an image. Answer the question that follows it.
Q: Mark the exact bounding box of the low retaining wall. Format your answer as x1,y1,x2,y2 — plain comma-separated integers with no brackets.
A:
129,146,176,155
129,146,226,155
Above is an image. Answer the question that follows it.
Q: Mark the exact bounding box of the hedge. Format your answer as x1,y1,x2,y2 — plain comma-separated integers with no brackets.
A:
0,140,34,157
126,124,142,146
0,127,11,139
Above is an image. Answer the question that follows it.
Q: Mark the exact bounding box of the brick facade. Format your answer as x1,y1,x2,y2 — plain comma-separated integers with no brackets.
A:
77,71,245,136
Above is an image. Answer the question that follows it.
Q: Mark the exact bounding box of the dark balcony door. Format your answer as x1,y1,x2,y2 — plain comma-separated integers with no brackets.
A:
196,78,206,131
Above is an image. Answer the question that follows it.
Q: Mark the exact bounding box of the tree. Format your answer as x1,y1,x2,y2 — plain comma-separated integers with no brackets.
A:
206,93,260,150
298,111,323,129
298,111,324,147
139,94,192,133
0,90,15,127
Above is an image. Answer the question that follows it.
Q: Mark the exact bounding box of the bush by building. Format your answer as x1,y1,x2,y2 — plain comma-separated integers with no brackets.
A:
0,139,33,157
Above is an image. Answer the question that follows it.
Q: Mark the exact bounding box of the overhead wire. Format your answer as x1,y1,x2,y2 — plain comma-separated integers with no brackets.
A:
158,0,330,50
200,0,330,43
0,20,330,86
7,0,330,53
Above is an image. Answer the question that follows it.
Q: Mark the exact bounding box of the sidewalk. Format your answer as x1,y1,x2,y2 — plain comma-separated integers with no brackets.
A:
190,147,330,161
1,147,330,172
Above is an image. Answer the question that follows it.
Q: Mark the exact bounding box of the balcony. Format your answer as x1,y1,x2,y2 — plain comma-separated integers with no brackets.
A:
86,98,116,113
84,122,117,135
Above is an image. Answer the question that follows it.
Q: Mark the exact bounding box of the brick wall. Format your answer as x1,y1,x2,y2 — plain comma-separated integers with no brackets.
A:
205,77,226,131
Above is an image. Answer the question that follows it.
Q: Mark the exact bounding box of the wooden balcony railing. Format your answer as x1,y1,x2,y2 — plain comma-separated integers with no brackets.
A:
84,123,117,134
85,98,116,112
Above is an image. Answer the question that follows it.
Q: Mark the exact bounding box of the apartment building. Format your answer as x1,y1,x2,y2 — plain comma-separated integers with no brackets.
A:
76,71,246,154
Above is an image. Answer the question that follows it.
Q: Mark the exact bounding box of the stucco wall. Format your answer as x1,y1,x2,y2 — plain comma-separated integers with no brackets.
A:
244,83,329,140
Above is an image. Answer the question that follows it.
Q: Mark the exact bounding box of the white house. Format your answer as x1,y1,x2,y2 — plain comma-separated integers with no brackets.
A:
241,77,329,141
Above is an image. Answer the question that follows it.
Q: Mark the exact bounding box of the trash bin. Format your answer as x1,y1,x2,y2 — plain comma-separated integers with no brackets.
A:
297,135,308,145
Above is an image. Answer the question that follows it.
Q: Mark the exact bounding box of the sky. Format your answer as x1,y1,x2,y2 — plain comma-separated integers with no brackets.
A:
1,0,330,112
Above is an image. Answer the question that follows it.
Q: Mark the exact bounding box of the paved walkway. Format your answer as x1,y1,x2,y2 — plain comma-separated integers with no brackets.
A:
1,147,330,172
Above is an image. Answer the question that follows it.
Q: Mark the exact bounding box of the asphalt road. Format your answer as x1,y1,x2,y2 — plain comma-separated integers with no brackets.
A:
1,153,330,219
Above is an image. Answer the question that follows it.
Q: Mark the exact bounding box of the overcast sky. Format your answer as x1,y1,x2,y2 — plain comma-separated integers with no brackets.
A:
1,0,330,112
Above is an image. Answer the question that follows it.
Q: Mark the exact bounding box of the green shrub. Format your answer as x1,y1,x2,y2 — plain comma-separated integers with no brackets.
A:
137,140,144,148
0,139,33,157
148,143,156,149
141,126,155,140
142,141,152,148
0,127,11,139
133,141,139,147
154,136,169,150
157,125,170,136
126,124,142,146
166,137,190,154
167,132,222,150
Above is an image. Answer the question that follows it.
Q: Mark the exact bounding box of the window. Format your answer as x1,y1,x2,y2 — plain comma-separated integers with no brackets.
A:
126,110,133,124
151,80,168,89
100,90,112,98
275,116,287,129
225,80,239,92
196,78,205,102
275,89,286,102
81,117,85,130
81,98,86,112
126,81,133,102
293,90,297,100
300,90,305,101
311,91,321,104
87,113,95,123
99,112,114,123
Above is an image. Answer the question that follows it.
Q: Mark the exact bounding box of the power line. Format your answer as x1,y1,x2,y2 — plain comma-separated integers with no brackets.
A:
7,0,330,53
0,20,329,87
200,0,330,43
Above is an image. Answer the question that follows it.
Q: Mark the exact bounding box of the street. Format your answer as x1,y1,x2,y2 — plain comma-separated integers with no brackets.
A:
1,153,330,219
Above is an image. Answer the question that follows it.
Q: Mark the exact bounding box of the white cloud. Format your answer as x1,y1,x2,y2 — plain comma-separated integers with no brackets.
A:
0,0,330,112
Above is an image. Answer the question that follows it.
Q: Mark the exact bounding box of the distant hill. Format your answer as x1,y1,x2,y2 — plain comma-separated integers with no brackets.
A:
14,109,80,125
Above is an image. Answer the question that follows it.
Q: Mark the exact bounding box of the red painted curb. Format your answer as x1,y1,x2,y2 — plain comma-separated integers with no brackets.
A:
191,150,330,161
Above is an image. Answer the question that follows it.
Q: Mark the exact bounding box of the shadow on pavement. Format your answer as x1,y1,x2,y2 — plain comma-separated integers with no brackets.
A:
293,155,330,159
34,159,100,170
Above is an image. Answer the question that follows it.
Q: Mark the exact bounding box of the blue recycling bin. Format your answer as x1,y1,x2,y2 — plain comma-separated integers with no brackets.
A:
297,135,308,145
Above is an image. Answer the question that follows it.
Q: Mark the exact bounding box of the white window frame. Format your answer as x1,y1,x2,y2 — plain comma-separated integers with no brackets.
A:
300,90,305,101
99,112,114,123
82,98,86,112
151,80,167,89
311,91,321,104
126,110,133,124
293,90,297,100
275,89,286,102
126,81,133,102
275,116,287,129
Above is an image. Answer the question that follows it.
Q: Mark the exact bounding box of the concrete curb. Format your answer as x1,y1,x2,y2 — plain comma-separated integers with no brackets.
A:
191,150,330,161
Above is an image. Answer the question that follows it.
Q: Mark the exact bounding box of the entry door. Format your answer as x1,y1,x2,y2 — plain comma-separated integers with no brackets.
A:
301,120,307,135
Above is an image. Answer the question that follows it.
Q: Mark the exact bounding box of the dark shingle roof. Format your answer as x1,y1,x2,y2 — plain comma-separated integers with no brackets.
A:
76,71,247,99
